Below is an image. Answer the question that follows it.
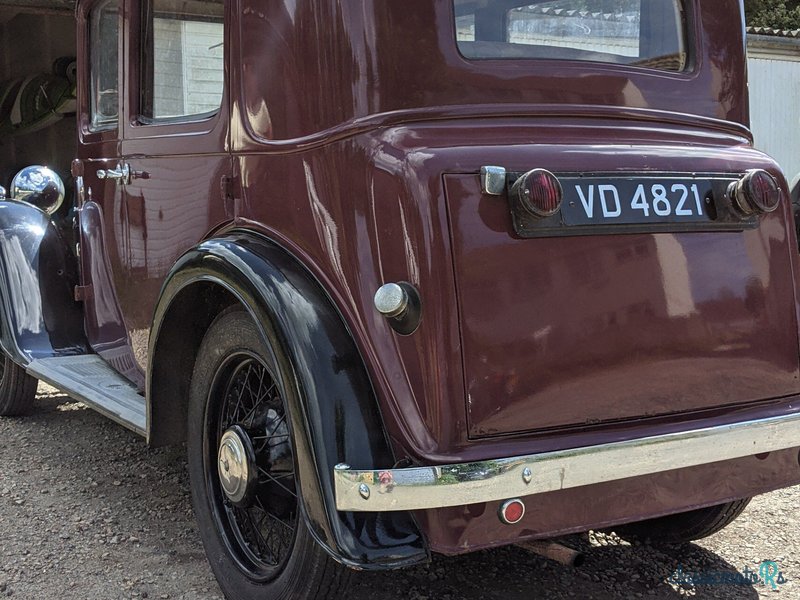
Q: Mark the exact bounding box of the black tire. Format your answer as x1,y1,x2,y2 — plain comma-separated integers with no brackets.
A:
188,308,351,600
0,353,38,416
613,498,751,544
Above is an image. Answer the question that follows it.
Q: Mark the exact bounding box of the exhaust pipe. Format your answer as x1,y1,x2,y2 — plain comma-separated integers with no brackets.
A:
518,540,585,567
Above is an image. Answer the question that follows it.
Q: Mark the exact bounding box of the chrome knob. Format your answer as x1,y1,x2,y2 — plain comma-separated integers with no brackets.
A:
97,163,131,185
374,283,409,318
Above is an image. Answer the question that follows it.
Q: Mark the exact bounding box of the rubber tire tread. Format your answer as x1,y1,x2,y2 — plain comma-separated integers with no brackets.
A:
0,355,38,416
187,308,352,600
615,498,751,544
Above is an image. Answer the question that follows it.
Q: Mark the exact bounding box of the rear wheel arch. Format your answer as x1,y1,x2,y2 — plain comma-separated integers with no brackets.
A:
146,230,427,569
147,280,238,447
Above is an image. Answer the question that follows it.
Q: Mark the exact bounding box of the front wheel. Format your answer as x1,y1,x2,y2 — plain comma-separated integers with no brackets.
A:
0,353,38,416
188,308,350,600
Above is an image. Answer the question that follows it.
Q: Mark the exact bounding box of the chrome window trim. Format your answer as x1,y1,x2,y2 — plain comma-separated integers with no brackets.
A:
333,411,800,512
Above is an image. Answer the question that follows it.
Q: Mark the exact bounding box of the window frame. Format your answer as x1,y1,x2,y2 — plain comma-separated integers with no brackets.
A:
87,0,121,133
125,0,227,135
451,0,693,76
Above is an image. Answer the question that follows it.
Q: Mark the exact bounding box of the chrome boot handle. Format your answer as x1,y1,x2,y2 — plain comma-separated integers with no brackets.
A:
97,163,131,185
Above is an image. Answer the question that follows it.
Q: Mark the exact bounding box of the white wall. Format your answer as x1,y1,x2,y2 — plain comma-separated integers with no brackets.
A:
152,18,223,118
747,37,800,185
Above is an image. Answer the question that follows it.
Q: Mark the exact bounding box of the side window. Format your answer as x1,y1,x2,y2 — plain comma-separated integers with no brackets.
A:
139,0,224,121
89,0,119,130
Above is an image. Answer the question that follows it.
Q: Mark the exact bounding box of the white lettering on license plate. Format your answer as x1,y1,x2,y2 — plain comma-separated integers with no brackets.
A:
574,182,705,220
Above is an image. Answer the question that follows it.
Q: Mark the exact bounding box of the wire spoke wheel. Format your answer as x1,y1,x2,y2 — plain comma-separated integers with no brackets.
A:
189,308,351,599
207,352,298,581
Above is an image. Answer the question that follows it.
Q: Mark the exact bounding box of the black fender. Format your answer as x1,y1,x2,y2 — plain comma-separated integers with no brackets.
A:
791,174,800,250
148,231,427,570
0,200,87,364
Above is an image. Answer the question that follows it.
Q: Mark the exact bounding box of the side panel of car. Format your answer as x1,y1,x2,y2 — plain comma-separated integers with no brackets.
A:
76,0,231,386
75,0,142,385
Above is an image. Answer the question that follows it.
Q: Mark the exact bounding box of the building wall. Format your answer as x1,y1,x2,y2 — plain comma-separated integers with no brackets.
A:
747,36,800,186
152,18,223,119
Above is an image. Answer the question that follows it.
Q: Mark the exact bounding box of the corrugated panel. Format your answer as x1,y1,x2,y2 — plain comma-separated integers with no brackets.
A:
747,54,800,182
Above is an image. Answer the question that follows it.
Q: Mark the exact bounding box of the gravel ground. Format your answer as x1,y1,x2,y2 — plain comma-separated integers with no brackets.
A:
0,385,797,600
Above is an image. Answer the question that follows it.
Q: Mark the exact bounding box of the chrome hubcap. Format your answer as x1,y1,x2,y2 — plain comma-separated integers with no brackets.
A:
218,427,251,504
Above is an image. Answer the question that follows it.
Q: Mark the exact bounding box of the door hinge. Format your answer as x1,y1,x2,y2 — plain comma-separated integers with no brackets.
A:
221,174,237,200
74,284,93,302
221,174,241,219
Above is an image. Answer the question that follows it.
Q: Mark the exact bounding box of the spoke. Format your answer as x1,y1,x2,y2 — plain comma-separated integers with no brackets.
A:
240,365,266,420
254,416,290,454
239,382,276,427
228,366,249,424
257,381,277,406
252,409,289,453
255,502,278,561
254,436,290,454
223,386,236,426
241,367,259,417
265,510,295,533
258,470,294,482
251,432,290,441
265,410,287,435
257,466,297,498
255,497,295,545
254,363,267,400
244,506,275,564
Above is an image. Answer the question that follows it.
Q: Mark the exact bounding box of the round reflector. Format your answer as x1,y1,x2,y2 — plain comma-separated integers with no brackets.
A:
511,169,563,219
730,169,780,215
498,498,526,525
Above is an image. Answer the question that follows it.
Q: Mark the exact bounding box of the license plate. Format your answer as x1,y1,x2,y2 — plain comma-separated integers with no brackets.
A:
561,177,713,226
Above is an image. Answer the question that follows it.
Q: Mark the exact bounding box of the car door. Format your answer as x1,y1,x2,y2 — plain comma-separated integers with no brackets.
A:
77,0,231,386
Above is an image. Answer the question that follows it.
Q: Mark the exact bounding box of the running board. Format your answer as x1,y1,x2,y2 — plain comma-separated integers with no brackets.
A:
27,355,146,436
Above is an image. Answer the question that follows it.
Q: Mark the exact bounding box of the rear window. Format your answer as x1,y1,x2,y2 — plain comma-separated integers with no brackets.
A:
454,0,687,72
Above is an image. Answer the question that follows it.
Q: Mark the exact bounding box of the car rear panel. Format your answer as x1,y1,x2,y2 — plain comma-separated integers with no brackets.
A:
441,138,800,439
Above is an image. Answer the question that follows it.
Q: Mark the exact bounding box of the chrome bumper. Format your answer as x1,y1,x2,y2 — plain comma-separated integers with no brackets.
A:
333,411,800,512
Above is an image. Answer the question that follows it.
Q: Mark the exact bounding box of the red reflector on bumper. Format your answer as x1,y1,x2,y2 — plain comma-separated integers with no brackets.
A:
499,498,526,524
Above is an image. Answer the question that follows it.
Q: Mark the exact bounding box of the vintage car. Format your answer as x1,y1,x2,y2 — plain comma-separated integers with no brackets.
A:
0,0,799,598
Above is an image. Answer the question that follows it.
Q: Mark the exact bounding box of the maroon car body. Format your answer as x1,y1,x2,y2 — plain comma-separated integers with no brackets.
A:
0,0,799,596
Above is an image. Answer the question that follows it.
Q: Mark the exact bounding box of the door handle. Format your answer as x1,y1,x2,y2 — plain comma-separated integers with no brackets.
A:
97,163,131,185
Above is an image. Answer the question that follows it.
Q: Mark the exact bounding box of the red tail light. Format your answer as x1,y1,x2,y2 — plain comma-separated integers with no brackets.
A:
730,169,780,216
511,169,563,219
